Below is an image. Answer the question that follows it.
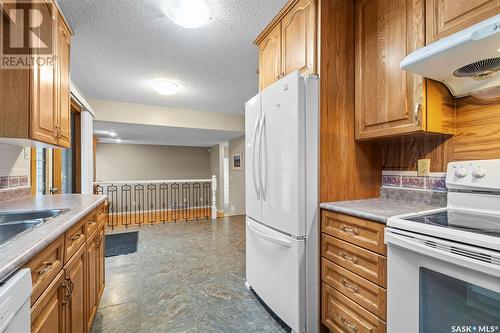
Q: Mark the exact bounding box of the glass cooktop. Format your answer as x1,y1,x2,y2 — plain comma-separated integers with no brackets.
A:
407,210,500,237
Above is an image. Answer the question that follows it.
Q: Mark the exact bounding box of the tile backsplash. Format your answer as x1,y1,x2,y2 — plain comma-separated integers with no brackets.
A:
382,171,447,192
0,175,29,189
0,144,31,202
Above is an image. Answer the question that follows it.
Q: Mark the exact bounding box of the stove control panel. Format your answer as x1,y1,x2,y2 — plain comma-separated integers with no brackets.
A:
446,159,500,191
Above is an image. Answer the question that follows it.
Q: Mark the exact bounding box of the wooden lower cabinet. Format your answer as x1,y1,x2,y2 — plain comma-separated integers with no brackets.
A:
97,223,105,302
31,271,66,333
86,227,99,331
322,283,386,333
321,210,387,333
24,202,106,333
64,245,86,333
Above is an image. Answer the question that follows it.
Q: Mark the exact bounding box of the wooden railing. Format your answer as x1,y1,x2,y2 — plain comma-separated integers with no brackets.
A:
93,176,217,229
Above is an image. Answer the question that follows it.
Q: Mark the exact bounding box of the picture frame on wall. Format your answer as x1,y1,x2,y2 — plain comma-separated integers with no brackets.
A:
233,152,242,171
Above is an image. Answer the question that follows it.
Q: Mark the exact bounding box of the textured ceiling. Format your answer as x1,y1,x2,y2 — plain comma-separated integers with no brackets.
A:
94,121,243,147
59,0,288,115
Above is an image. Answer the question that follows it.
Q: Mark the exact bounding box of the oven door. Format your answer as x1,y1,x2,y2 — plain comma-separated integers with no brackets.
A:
385,228,500,333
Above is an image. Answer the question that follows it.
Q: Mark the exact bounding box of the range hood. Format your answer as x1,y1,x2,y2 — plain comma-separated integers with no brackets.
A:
401,14,500,97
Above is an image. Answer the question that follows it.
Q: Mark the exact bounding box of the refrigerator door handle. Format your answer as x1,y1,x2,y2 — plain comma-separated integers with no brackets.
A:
258,114,266,201
248,221,292,247
252,116,261,198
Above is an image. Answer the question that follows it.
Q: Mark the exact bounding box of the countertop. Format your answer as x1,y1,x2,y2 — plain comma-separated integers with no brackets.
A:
320,188,447,224
0,194,107,283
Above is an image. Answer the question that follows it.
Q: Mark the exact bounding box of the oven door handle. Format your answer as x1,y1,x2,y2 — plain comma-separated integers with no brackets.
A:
385,229,500,277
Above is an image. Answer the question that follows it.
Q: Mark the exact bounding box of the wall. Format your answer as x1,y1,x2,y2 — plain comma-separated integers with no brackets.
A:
209,143,225,209
0,144,31,201
382,97,500,172
228,136,245,216
96,143,211,181
90,99,244,133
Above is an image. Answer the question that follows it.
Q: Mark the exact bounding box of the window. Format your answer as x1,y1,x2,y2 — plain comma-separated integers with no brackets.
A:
31,99,82,195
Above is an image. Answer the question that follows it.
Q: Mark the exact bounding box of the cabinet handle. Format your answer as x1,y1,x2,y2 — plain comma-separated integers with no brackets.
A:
71,233,83,241
340,316,358,332
95,234,103,246
37,262,53,277
414,103,421,127
63,282,72,303
341,226,359,235
339,251,358,264
340,278,360,294
55,126,61,138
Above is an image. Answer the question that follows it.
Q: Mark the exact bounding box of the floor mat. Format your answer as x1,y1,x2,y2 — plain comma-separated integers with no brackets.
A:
105,231,138,257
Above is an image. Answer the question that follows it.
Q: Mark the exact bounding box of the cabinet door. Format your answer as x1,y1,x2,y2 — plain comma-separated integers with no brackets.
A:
57,15,71,148
355,0,425,140
64,245,86,333
85,232,98,332
426,0,500,43
281,0,316,77
31,271,65,333
259,23,282,90
31,1,58,145
97,224,105,302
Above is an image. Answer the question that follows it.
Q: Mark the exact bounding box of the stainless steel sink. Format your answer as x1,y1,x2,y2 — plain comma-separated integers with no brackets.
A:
0,209,69,246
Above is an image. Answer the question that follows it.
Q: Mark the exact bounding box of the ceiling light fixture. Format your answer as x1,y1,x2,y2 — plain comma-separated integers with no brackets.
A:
115,138,122,143
152,80,180,95
163,0,211,29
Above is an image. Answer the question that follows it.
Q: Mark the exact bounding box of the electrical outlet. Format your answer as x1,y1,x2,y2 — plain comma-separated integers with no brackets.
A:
417,159,430,176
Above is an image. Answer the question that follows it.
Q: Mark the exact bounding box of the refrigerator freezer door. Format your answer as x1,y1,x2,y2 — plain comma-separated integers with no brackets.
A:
245,94,262,222
246,218,305,332
260,71,306,236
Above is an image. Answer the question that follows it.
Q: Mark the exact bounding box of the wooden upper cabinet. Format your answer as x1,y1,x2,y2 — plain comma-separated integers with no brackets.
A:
355,0,426,140
0,0,72,148
57,14,72,148
281,0,316,77
31,1,58,145
426,0,500,43
256,0,317,91
259,23,282,90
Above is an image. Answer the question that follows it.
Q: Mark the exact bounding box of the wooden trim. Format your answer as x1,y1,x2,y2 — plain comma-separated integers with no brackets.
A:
30,148,37,196
52,149,62,194
254,0,299,45
71,98,82,114
73,110,82,193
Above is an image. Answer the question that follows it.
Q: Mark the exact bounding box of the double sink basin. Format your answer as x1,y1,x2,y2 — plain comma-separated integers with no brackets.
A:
0,209,69,247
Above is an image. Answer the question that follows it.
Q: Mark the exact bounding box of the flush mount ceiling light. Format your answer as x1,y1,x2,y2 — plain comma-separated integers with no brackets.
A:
163,0,211,28
95,130,118,137
151,80,180,95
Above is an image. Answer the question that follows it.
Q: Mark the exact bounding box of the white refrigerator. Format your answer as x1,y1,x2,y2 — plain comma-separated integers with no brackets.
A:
245,71,319,333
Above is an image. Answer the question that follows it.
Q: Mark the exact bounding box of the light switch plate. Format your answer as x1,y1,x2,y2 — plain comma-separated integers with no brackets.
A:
417,159,430,176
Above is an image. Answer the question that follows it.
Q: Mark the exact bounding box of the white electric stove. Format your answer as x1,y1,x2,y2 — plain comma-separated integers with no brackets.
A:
386,159,500,333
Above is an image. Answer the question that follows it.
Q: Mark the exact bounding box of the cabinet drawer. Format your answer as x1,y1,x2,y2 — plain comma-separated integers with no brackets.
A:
64,218,86,264
86,210,98,237
322,210,386,255
322,258,386,320
322,234,386,287
97,203,107,224
24,235,64,306
322,283,386,333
